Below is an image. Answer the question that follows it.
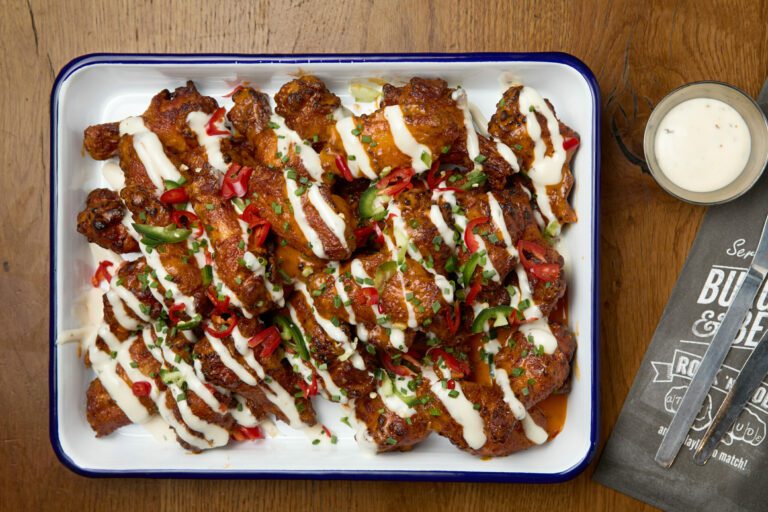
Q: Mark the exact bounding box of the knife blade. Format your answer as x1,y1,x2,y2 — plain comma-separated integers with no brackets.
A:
693,329,768,465
655,226,768,467
655,78,768,468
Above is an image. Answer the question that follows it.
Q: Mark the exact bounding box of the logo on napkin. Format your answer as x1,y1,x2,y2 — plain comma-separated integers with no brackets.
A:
594,176,768,511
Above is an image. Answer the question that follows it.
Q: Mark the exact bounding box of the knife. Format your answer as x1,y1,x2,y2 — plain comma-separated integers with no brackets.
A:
693,329,768,465
655,79,768,468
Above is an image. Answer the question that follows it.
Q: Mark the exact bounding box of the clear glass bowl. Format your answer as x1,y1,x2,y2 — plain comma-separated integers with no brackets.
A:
644,81,768,204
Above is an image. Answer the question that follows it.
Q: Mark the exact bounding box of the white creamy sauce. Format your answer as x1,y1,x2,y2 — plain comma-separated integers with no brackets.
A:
487,192,519,261
205,332,258,386
230,327,266,379
102,161,126,191
517,87,566,230
390,202,454,303
160,344,222,412
349,259,407,351
494,368,526,420
86,327,151,424
518,318,558,355
335,116,377,179
382,233,418,329
440,189,499,282
452,89,481,170
423,366,486,450
307,185,349,251
284,175,326,259
287,306,348,403
378,375,417,418
230,395,259,427
122,211,198,318
186,111,229,172
330,262,356,324
118,116,182,192
155,390,212,451
429,203,457,251
494,139,520,172
521,415,548,445
105,290,142,331
654,97,751,192
271,114,325,181
513,264,543,320
294,281,365,371
383,105,431,173
168,382,230,448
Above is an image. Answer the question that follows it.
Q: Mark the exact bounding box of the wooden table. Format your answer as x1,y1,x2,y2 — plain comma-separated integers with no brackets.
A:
3,0,766,510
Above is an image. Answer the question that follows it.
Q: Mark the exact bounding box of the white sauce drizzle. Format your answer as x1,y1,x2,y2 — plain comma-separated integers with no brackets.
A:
518,87,566,230
494,368,526,420
294,281,365,370
335,116,377,178
423,365,486,450
486,192,519,261
378,375,417,418
383,105,431,173
518,318,558,355
521,415,548,445
118,116,182,192
186,111,229,173
452,89,481,170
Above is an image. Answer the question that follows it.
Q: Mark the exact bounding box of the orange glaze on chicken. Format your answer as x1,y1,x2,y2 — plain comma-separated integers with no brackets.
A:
73,75,579,457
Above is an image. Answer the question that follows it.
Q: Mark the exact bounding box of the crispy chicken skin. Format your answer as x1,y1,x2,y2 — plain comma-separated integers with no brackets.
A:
186,168,281,315
354,393,431,452
285,291,376,399
422,378,546,456
227,87,357,260
77,188,139,253
194,316,317,427
141,81,218,161
274,75,341,147
84,122,121,160
488,85,578,225
86,378,132,437
319,78,466,179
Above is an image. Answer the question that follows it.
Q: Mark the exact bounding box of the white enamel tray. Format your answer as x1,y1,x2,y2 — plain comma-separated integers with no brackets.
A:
50,53,600,481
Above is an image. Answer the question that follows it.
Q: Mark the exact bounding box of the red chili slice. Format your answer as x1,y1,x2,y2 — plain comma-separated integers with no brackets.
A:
322,425,332,438
529,263,561,282
563,137,580,151
248,326,282,357
221,163,253,200
170,210,203,238
168,303,186,324
232,425,263,441
335,154,354,182
359,287,382,313
518,240,548,264
206,286,231,313
203,245,213,266
354,226,374,246
91,260,113,287
430,348,471,377
239,204,271,247
160,187,188,205
205,107,230,136
446,379,456,390
464,216,490,253
381,351,415,377
131,381,151,397
299,374,318,398
444,301,460,335
464,281,482,306
223,85,245,98
518,240,560,282
426,161,441,189
205,312,238,339
376,167,415,197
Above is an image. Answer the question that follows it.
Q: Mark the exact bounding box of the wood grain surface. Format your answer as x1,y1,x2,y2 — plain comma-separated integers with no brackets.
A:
2,0,768,510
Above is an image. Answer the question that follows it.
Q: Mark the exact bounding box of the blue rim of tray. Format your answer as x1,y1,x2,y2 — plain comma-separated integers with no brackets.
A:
49,52,601,482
